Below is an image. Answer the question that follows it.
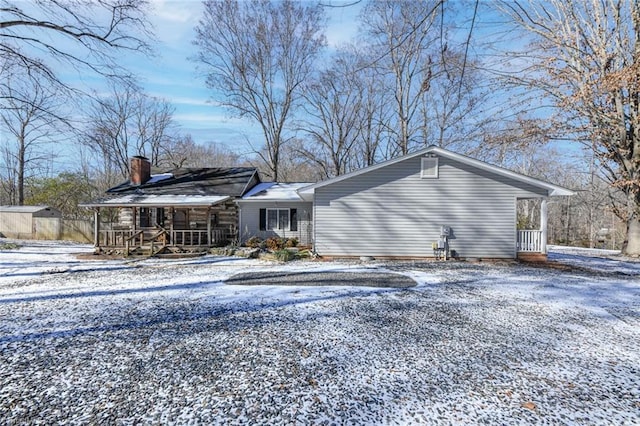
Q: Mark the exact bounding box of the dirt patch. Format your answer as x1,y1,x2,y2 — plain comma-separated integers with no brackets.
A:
74,252,122,261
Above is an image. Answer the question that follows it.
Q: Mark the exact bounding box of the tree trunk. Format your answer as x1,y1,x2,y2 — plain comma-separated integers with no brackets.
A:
623,215,640,256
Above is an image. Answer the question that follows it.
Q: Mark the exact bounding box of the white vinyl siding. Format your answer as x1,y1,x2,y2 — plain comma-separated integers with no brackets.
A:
314,155,548,259
238,202,313,245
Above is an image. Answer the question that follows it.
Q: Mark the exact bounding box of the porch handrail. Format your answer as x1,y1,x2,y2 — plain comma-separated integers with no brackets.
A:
517,230,543,253
124,230,144,256
148,226,169,256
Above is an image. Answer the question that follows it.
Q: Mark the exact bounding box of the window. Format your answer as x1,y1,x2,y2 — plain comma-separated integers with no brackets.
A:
173,209,188,229
139,207,152,227
139,207,164,228
260,208,298,231
267,209,289,230
421,157,439,178
156,208,165,227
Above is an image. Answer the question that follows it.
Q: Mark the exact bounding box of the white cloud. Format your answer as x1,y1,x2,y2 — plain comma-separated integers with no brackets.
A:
149,0,202,23
324,1,362,48
173,112,245,125
157,95,211,107
148,0,204,44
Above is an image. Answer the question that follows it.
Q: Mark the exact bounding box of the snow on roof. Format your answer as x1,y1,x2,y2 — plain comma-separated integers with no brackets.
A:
0,205,57,213
146,173,173,184
81,194,230,208
241,182,313,201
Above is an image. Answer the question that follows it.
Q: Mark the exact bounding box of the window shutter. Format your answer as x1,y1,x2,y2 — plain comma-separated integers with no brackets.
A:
259,209,266,231
290,209,297,231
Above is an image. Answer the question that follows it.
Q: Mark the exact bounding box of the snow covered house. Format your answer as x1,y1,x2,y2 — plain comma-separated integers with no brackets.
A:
239,146,574,260
84,147,573,259
237,183,314,246
81,156,260,255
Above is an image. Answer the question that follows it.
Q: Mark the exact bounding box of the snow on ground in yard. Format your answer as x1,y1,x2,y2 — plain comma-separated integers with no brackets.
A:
549,245,640,276
0,239,639,424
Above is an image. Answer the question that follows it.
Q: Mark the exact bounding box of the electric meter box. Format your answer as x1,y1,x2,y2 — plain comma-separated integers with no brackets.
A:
440,226,450,237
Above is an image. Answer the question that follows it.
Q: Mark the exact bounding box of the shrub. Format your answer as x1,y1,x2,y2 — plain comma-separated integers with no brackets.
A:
295,249,311,259
274,248,295,262
285,237,298,248
245,236,263,248
265,237,285,251
0,242,19,250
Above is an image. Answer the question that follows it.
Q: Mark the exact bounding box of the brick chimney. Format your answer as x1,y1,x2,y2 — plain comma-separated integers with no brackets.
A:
130,156,151,185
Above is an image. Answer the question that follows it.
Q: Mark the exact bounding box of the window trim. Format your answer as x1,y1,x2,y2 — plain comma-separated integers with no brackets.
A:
421,156,439,179
266,208,290,231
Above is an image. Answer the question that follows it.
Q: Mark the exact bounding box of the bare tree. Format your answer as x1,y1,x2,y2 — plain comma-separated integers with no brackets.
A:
299,49,364,178
353,50,394,167
135,98,175,167
157,135,240,169
0,0,153,109
193,0,326,181
0,74,65,205
419,48,491,152
262,142,322,182
82,82,177,182
360,0,443,155
498,0,640,255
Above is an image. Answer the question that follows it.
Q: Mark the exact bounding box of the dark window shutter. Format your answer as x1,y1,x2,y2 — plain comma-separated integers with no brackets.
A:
290,209,297,231
259,209,266,231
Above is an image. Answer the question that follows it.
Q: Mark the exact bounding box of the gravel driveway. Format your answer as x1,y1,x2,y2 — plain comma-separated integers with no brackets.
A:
225,270,416,287
0,245,639,424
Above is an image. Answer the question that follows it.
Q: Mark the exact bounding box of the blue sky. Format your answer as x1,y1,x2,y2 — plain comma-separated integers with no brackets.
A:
122,0,362,156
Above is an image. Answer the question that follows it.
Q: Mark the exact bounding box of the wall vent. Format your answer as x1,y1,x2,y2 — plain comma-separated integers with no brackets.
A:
421,156,439,179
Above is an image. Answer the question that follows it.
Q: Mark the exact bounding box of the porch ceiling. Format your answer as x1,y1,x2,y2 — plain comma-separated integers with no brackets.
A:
80,194,231,208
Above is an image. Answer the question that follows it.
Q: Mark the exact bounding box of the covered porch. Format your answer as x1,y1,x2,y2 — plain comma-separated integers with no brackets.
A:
516,198,549,261
82,195,239,256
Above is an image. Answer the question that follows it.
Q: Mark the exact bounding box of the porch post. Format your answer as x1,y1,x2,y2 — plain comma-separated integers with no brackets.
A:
94,208,100,248
207,207,212,246
541,198,548,254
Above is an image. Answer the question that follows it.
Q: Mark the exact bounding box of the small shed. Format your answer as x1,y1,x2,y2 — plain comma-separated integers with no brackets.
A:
0,205,62,240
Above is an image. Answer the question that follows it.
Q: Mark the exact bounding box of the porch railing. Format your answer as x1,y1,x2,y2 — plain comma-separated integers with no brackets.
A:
98,228,230,248
517,230,543,252
172,230,209,246
99,229,136,247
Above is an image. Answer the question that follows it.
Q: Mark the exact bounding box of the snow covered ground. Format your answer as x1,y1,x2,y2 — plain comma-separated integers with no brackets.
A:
0,240,638,424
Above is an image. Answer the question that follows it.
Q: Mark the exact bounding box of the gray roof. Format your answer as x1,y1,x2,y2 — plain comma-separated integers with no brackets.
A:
106,167,260,197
